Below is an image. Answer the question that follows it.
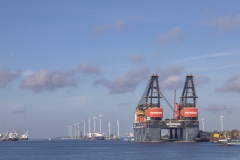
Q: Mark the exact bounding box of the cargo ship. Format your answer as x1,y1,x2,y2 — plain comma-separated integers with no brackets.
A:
8,131,19,141
91,132,105,140
133,74,199,142
0,133,4,141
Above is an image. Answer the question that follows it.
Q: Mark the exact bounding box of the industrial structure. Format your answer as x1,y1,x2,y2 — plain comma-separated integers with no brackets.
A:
133,74,199,142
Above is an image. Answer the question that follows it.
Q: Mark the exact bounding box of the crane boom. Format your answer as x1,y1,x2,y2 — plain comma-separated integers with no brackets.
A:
160,92,174,112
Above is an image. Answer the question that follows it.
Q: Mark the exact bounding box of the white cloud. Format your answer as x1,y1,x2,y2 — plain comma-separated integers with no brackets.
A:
94,67,150,94
158,27,184,44
21,63,101,93
0,69,21,87
21,69,77,93
22,70,36,76
154,65,209,89
77,63,101,74
216,74,240,93
155,65,184,89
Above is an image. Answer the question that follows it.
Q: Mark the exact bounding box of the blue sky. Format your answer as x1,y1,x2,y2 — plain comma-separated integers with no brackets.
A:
0,0,240,138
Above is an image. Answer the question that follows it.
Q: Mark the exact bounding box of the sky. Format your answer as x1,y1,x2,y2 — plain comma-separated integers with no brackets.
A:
0,0,240,138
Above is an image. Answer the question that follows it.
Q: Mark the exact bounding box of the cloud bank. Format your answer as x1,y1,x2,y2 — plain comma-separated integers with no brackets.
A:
21,69,77,93
77,63,101,74
94,67,150,94
154,66,209,90
216,74,240,93
155,65,184,89
0,69,21,87
21,63,100,93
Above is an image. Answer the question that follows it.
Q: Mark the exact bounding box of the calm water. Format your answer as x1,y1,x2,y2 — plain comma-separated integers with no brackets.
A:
0,140,239,160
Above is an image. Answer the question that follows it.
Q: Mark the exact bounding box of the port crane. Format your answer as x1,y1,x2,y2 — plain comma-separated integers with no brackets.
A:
133,74,199,142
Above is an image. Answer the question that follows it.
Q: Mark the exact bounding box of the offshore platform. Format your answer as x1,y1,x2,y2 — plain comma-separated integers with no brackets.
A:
133,74,199,142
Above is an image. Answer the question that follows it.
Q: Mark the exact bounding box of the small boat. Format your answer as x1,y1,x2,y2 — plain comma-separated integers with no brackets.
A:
49,138,52,141
227,139,240,146
20,131,29,140
218,139,228,146
218,134,228,146
120,133,134,142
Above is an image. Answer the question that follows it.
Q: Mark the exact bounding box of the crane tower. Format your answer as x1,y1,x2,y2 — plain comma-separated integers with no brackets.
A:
133,74,199,142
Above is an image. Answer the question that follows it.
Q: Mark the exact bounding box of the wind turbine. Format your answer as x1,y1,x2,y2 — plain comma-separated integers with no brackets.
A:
220,111,224,132
68,125,71,138
74,123,77,139
200,112,205,131
108,121,111,139
88,117,91,136
99,114,103,133
76,122,80,139
201,116,205,131
117,119,120,138
93,116,97,135
82,119,86,137
70,124,73,138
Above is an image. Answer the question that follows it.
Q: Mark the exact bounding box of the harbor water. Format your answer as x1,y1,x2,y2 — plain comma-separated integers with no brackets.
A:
0,140,239,160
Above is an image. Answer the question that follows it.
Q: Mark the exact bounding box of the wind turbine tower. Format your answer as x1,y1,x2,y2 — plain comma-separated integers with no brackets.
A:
108,121,111,139
74,123,77,139
68,125,71,138
201,117,205,131
220,111,224,132
70,124,73,138
117,119,120,138
83,119,85,137
88,117,91,135
77,122,80,139
99,114,103,132
93,116,97,135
